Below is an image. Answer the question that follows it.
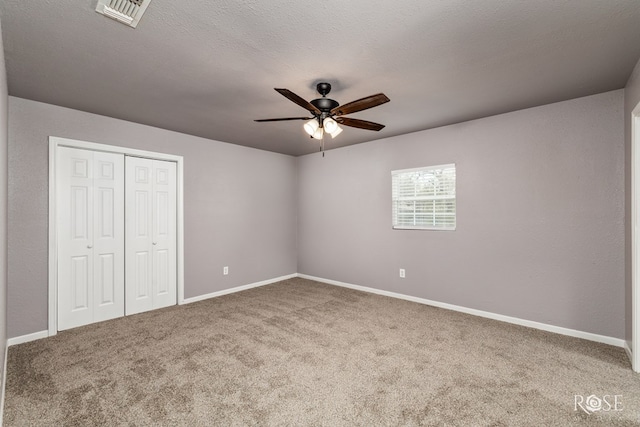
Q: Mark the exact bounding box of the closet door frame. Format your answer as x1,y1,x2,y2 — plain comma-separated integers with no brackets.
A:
48,136,185,337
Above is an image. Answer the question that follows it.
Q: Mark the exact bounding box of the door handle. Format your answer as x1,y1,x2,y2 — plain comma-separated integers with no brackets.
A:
152,242,157,245
87,245,93,249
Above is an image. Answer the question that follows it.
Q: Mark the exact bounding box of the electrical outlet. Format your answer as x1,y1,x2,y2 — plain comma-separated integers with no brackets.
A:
223,266,229,275
399,268,405,278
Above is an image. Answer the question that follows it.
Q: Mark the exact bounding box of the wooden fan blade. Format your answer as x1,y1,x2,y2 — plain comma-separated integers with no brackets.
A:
254,117,312,122
335,117,386,131
331,93,390,116
275,88,321,114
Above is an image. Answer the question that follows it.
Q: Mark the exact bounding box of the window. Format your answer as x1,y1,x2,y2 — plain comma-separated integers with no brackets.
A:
391,164,456,230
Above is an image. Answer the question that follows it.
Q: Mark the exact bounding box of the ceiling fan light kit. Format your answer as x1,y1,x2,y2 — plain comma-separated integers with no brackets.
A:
255,82,390,149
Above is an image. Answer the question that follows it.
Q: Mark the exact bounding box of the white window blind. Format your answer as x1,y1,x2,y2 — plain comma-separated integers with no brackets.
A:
392,164,456,230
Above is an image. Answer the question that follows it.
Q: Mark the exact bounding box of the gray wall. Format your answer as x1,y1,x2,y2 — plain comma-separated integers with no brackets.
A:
0,20,8,402
298,90,625,339
625,58,640,346
6,89,627,340
8,97,297,338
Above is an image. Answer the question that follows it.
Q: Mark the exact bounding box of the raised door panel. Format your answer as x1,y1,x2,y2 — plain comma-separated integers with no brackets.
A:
135,251,151,298
155,249,169,295
70,186,89,241
71,255,90,311
96,253,115,305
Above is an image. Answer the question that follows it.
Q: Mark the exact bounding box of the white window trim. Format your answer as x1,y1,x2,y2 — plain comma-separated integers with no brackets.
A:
391,163,456,231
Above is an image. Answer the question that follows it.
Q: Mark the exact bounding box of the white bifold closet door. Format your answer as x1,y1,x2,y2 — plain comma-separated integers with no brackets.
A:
57,147,125,331
125,157,177,315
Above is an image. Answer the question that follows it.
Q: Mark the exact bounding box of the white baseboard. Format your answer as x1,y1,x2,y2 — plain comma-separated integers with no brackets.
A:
181,273,298,305
7,330,49,347
298,274,626,348
0,341,7,426
625,340,633,362
8,273,625,352
9,274,297,347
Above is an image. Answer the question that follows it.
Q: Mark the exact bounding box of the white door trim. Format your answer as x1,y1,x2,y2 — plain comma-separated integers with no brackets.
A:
633,104,640,372
48,136,185,337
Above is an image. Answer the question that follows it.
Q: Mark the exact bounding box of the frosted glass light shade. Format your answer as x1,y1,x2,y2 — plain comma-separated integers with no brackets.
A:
323,117,338,133
304,119,319,136
328,125,343,138
312,127,324,139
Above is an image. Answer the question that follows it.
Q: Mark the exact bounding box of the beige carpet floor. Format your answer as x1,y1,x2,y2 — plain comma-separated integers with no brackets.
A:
4,277,640,426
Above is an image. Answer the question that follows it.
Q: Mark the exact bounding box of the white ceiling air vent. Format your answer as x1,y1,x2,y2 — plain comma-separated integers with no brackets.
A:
95,0,151,28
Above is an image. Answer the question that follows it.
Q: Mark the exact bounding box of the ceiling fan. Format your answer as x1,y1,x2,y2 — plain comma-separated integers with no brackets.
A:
255,82,390,140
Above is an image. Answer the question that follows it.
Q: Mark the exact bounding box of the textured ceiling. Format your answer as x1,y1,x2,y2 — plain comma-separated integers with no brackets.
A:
1,0,640,156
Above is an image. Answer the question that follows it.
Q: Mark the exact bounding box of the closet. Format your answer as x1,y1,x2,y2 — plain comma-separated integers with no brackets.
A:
56,146,177,331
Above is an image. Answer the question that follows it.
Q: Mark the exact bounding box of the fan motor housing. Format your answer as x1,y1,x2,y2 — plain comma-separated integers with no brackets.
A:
311,97,339,112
